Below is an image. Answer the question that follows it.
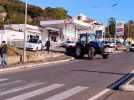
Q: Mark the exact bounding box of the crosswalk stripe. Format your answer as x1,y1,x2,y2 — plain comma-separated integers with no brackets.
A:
6,83,65,100
0,80,23,87
0,82,44,96
0,78,8,82
45,86,89,100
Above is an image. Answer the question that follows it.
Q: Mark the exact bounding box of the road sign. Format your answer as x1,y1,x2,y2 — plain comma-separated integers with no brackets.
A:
116,22,124,36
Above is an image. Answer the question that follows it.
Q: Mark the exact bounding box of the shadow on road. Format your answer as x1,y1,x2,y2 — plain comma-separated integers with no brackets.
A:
107,73,134,90
72,69,134,91
72,69,134,99
72,69,128,76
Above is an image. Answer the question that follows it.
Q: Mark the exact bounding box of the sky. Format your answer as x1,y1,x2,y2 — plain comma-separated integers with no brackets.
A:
23,0,134,23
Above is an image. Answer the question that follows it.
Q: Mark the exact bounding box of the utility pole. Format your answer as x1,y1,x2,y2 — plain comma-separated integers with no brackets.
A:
128,22,129,41
114,20,116,44
23,0,27,63
112,4,118,44
108,23,110,39
74,24,77,42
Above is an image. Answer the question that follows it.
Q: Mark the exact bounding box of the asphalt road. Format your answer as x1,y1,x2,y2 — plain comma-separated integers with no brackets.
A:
0,52,134,100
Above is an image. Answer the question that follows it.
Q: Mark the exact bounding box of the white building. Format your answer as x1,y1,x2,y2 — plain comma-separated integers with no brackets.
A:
40,18,90,43
0,24,43,45
0,14,105,46
40,14,105,43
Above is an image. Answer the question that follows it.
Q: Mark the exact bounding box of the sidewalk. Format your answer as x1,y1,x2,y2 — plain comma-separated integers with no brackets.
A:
0,52,74,74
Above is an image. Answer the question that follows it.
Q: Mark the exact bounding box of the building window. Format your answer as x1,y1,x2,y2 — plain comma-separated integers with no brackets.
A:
77,16,81,20
51,36,57,42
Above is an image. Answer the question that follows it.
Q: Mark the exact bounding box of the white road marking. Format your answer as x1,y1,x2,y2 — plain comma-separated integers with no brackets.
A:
0,78,8,82
0,82,44,96
45,86,89,100
88,89,111,100
88,70,134,100
6,83,65,100
0,80,23,87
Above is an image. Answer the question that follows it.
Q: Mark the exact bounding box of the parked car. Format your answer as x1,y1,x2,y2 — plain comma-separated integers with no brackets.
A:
26,36,45,51
60,41,75,48
65,42,76,55
106,41,117,48
116,41,127,51
66,34,111,59
129,44,134,51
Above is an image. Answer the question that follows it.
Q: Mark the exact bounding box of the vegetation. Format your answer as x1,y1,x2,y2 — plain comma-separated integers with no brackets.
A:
107,17,116,37
124,20,134,39
0,0,70,28
106,18,134,40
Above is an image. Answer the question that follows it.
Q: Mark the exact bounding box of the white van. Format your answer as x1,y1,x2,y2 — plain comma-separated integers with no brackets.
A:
26,35,45,51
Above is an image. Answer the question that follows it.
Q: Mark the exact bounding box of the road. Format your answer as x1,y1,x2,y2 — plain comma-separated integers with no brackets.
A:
0,52,134,100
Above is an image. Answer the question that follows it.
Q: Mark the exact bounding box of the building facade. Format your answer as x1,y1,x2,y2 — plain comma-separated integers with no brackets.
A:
40,14,105,43
0,24,42,45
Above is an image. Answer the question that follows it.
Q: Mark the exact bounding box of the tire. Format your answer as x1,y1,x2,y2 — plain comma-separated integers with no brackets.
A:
129,49,133,52
75,46,83,58
88,47,95,59
102,54,109,59
35,47,38,51
65,48,71,55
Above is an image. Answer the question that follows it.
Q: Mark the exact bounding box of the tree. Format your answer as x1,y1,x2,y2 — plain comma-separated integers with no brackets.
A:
124,20,134,40
54,7,69,19
124,23,128,40
43,7,69,20
108,17,116,37
0,0,70,26
0,6,6,13
128,21,134,39
0,18,4,29
0,6,6,29
105,27,111,38
128,20,134,24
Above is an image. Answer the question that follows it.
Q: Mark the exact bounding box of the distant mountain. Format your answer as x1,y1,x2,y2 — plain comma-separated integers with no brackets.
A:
0,0,70,29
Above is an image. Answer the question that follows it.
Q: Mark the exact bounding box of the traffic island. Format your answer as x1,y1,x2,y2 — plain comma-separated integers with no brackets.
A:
119,77,134,92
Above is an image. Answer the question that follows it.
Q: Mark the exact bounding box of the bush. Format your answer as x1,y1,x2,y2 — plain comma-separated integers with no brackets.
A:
7,45,22,56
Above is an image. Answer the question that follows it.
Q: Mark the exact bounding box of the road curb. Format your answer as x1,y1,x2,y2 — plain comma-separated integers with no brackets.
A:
0,57,74,74
119,70,134,92
119,84,134,92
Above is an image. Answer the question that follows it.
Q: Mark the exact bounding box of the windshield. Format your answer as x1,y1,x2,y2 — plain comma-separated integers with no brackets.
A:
80,36,86,42
79,34,96,42
28,35,39,43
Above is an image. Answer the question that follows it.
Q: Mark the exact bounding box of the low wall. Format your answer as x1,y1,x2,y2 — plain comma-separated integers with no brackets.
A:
6,52,63,65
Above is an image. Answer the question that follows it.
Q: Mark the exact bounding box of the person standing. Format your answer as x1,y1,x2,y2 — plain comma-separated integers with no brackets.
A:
0,41,8,67
45,40,51,53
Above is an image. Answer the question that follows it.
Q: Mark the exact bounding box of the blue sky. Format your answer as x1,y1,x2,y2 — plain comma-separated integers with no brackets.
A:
24,0,134,23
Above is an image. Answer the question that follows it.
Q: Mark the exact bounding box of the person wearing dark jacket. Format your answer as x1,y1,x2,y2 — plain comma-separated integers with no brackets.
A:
45,40,51,53
0,41,8,67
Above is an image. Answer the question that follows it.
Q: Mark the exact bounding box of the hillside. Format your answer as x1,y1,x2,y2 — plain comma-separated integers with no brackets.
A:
0,0,70,28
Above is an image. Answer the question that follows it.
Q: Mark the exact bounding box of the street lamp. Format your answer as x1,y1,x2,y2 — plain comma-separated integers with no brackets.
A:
23,0,28,63
112,3,118,44
128,22,130,41
114,19,116,44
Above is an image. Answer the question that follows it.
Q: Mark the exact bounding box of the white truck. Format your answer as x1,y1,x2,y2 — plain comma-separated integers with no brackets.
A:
26,35,45,51
0,30,46,51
